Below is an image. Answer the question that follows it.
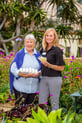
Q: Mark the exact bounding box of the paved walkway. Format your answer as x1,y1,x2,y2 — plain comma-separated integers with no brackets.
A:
0,102,15,112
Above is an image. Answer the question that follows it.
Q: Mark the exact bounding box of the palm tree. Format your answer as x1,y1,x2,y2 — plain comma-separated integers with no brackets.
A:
48,0,79,24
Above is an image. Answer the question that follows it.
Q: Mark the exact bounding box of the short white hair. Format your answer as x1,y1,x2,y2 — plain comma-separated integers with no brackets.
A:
24,34,36,42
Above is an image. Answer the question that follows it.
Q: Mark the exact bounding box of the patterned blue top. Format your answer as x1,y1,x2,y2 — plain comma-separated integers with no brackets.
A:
10,48,40,93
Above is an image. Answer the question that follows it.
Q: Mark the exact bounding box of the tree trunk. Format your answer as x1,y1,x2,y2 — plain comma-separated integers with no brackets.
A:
0,34,9,55
13,16,21,51
2,43,9,55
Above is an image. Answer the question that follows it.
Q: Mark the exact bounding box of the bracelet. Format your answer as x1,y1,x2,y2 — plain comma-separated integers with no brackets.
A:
51,65,54,69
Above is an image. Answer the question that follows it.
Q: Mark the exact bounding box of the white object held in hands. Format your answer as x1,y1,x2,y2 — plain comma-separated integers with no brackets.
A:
19,67,38,74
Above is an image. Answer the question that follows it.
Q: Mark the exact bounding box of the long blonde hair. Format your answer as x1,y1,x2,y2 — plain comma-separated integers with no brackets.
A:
42,28,59,50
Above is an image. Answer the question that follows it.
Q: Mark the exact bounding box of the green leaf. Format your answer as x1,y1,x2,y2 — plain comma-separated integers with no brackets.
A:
48,110,57,123
68,112,75,122
48,109,62,123
17,121,26,123
62,114,68,123
56,108,62,120
0,95,4,100
0,93,5,100
7,120,12,123
32,109,40,122
26,118,39,123
38,107,49,123
62,112,75,123
56,119,62,123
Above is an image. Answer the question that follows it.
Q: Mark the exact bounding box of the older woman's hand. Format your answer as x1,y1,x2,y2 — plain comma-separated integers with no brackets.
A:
19,72,32,78
19,71,41,78
31,71,41,77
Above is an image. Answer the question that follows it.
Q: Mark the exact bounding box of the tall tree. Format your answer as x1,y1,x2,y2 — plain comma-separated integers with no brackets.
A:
0,0,47,55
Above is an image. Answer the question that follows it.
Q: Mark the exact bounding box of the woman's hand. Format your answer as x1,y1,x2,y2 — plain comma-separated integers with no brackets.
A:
31,71,41,77
42,61,51,68
19,72,32,78
18,71,41,78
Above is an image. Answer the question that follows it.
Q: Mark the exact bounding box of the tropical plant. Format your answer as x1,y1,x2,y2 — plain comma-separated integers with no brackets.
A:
57,0,79,23
49,0,79,23
27,107,80,123
55,24,73,37
1,106,81,123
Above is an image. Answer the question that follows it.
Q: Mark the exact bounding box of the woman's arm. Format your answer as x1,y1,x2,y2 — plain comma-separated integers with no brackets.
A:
49,63,65,71
42,61,65,71
10,62,19,77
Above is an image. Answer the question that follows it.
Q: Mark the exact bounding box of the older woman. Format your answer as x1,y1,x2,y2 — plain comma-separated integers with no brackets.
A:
39,28,65,110
9,34,41,105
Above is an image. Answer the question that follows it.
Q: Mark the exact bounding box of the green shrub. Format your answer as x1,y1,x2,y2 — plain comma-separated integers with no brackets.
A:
27,107,80,123
60,58,82,111
0,51,15,103
1,107,81,123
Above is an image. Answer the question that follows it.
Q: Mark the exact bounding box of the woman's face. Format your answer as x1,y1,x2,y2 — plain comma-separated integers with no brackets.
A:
25,39,35,52
45,31,55,44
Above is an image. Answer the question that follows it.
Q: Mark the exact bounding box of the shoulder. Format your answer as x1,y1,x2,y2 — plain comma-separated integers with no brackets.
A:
12,48,24,63
53,46,63,54
10,48,24,66
16,48,25,56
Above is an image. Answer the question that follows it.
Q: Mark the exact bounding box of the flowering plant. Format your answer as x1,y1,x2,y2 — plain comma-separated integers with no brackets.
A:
60,56,82,110
62,57,82,94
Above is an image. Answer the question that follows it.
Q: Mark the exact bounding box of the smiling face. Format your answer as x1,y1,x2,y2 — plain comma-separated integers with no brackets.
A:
25,39,35,52
42,28,59,50
45,31,55,45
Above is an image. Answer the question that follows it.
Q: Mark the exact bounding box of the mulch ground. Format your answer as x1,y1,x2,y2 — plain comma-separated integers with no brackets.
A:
0,101,15,112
